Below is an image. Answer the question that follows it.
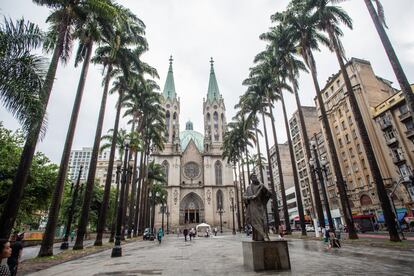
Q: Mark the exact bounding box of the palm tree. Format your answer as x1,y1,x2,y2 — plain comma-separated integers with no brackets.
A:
0,18,46,238
272,3,357,239
309,0,400,241
364,0,414,122
73,13,148,250
2,0,83,241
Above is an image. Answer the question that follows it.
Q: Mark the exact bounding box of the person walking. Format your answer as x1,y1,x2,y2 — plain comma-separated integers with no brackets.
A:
0,239,12,276
7,233,23,276
157,228,163,244
214,227,218,236
70,230,75,243
183,228,189,242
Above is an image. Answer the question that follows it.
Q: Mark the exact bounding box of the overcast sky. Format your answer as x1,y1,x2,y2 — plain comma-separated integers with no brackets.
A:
1,0,413,164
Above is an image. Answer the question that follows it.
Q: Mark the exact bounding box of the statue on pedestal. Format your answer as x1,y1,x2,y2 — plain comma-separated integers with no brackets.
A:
244,173,272,241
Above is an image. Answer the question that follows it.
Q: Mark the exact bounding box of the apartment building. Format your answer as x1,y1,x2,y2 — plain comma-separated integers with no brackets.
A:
68,147,92,180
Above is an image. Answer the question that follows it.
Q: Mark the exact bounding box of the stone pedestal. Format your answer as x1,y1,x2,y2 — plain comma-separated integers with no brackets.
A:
242,240,291,272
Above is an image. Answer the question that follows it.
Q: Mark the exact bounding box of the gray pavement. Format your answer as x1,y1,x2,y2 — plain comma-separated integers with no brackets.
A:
27,234,414,276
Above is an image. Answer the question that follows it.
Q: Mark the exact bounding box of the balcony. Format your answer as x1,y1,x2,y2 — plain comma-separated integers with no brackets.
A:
379,119,392,130
392,155,405,164
405,129,414,139
386,137,398,146
399,111,412,122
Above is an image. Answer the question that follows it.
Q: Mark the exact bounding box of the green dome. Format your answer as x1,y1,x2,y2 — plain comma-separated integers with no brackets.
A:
180,130,204,152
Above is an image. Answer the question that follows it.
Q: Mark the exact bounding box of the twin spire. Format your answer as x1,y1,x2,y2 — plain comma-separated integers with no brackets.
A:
162,56,221,101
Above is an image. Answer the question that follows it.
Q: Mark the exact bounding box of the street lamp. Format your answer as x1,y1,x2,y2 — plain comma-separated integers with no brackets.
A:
166,205,170,234
161,195,166,234
111,139,130,257
149,191,160,237
60,165,83,250
309,139,334,230
231,197,236,235
217,207,224,233
109,162,122,243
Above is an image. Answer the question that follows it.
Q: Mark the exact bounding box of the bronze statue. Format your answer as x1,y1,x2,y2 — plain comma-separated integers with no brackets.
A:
244,173,272,241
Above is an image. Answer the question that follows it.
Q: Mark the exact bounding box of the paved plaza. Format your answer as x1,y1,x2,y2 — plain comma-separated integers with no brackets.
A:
26,234,414,276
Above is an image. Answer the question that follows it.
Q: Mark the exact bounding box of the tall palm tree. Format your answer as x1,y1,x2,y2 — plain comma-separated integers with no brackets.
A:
309,0,400,241
272,3,357,239
0,18,46,238
73,15,148,250
2,0,84,241
364,0,414,122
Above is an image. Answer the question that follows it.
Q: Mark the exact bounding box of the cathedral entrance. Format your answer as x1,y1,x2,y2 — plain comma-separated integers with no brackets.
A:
180,192,204,224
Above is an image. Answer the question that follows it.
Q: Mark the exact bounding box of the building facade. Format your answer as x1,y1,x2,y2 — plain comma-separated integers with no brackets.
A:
68,147,92,181
151,57,235,229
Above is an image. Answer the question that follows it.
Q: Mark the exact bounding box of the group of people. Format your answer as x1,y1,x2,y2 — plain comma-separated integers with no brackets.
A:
181,228,196,241
322,227,341,249
0,232,24,276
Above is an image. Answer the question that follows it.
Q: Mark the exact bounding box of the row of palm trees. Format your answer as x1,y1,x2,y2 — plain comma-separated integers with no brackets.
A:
223,0,412,242
0,0,168,257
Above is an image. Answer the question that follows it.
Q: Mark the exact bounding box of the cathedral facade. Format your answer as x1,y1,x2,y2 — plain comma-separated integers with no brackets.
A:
151,57,235,230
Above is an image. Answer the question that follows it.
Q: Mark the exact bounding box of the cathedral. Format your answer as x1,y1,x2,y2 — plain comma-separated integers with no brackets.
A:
151,57,236,230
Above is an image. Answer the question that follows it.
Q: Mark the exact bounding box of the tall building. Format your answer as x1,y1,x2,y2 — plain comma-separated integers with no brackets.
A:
151,57,235,229
314,57,404,219
68,147,92,180
289,106,320,218
372,85,414,218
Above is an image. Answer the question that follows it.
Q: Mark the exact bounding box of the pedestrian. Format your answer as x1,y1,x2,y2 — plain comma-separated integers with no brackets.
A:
0,239,12,276
324,228,330,248
157,228,163,244
214,227,218,236
7,233,23,276
183,228,189,242
278,224,284,239
176,228,180,238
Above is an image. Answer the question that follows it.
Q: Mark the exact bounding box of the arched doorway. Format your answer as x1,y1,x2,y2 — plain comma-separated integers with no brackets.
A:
180,192,204,224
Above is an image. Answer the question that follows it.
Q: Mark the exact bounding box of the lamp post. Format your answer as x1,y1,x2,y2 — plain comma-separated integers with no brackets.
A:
231,197,236,235
109,163,122,243
309,139,334,230
149,191,160,237
60,166,83,250
217,208,224,233
166,205,170,234
111,140,130,257
161,195,166,234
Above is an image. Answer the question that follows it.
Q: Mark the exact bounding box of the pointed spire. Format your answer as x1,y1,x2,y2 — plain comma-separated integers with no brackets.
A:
163,55,177,99
207,57,221,102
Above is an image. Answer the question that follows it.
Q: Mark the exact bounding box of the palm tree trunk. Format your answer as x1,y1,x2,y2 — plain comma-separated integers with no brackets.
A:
73,64,113,250
133,150,145,237
288,66,317,236
109,166,121,242
261,107,282,231
245,149,251,185
232,164,242,231
94,89,123,246
1,24,65,242
139,152,149,234
328,24,399,241
138,151,148,234
279,92,297,234
364,0,414,122
254,125,265,183
307,50,357,239
238,161,246,228
121,141,135,239
127,149,139,238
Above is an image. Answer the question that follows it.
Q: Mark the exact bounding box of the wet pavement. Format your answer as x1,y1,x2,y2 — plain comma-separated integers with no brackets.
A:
27,234,414,276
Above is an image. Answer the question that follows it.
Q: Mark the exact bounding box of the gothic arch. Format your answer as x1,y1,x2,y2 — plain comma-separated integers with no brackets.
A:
179,192,204,224
216,189,224,210
165,110,171,137
360,194,373,206
162,160,169,185
215,160,223,185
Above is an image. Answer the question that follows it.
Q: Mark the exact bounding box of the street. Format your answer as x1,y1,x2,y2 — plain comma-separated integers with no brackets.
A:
27,234,414,276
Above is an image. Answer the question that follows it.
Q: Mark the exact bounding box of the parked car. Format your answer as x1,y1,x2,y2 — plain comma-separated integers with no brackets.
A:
143,228,151,240
305,225,315,232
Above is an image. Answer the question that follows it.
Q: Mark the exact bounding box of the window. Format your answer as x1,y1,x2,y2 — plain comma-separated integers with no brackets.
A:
352,129,357,139
348,116,353,125
384,129,396,141
399,164,410,177
338,109,342,117
357,143,362,153
162,160,169,185
353,162,359,172
335,125,339,134
336,79,340,87
361,158,367,169
399,104,408,115
215,160,222,185
404,120,414,131
349,147,354,157
216,190,224,209
345,134,350,144
338,138,343,147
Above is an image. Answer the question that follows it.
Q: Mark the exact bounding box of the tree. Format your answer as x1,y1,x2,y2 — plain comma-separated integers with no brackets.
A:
364,0,414,123
74,15,148,249
309,0,399,241
0,123,58,231
272,2,357,238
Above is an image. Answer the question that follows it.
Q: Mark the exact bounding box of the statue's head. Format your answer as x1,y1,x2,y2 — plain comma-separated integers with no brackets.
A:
250,173,259,185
